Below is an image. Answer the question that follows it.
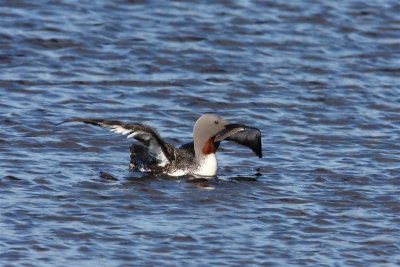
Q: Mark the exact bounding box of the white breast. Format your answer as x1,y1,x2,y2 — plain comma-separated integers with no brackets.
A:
194,154,218,177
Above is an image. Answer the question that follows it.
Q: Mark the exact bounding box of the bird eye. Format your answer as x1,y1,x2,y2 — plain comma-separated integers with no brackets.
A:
214,120,219,124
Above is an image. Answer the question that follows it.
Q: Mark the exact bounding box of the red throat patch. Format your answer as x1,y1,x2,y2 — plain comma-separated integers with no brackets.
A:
202,138,216,155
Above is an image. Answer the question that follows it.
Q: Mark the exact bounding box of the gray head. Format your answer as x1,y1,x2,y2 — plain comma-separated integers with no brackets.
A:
193,114,229,157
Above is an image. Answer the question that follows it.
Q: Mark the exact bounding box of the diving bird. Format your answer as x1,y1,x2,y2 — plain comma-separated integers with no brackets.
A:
63,114,262,177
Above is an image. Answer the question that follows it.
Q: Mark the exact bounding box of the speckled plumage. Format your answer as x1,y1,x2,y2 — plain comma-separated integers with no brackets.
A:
63,114,262,177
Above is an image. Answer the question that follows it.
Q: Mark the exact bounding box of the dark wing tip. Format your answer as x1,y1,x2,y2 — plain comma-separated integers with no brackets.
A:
57,118,78,126
254,131,262,158
238,127,262,158
58,118,122,127
58,118,98,125
215,124,263,158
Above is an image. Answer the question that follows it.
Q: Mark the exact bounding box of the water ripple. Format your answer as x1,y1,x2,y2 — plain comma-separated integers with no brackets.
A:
1,0,400,266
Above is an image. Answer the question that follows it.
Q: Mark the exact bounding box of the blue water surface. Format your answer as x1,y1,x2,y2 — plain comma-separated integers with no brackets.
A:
1,0,399,266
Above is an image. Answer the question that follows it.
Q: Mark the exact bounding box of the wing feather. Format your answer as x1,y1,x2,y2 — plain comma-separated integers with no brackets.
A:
214,124,262,158
61,118,174,165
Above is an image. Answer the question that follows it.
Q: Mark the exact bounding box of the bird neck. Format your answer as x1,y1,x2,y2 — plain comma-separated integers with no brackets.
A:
194,137,216,159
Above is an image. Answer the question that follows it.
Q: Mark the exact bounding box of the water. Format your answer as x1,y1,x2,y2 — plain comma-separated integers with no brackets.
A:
1,0,399,266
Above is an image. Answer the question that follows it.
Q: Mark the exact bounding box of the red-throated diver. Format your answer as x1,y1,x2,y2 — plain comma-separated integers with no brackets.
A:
63,114,262,177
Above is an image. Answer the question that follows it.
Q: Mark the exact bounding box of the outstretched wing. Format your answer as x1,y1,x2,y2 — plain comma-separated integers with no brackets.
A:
214,124,262,158
61,118,174,165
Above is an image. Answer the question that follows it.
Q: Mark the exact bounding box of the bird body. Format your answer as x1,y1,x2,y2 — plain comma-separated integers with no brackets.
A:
63,114,262,177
